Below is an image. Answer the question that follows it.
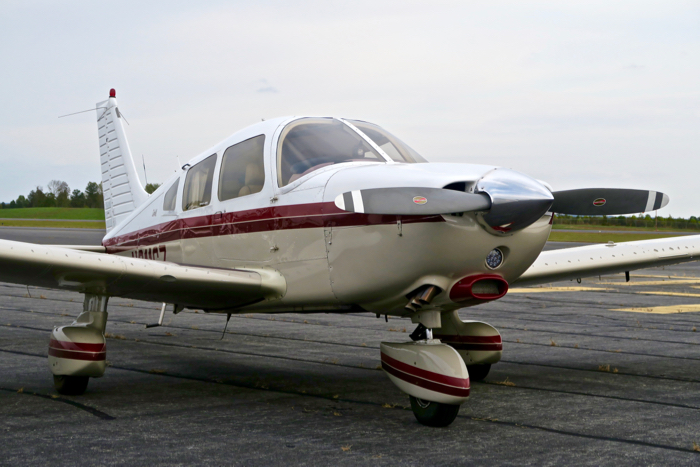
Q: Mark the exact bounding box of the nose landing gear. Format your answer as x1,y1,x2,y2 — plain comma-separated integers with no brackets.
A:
380,326,469,427
409,396,460,427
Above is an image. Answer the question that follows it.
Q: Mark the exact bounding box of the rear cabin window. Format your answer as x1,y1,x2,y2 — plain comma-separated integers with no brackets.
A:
182,154,217,211
218,135,266,201
277,118,384,187
163,178,179,211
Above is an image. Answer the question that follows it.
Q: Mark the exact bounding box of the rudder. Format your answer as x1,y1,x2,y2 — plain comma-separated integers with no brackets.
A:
96,89,148,232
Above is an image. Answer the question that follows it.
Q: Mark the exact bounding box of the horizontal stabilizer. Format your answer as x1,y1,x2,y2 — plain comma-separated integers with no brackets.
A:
551,188,669,216
334,187,491,215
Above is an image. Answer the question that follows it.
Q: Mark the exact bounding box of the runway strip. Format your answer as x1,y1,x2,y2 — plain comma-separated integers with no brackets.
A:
1,231,699,464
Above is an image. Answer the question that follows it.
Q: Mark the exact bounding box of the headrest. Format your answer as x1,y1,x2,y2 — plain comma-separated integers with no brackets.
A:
244,163,264,186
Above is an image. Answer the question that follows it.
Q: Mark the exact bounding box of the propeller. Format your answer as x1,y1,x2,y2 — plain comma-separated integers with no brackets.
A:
550,189,669,216
334,187,491,216
333,169,555,234
331,169,669,236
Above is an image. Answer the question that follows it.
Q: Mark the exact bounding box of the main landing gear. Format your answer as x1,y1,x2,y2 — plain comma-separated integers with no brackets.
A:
381,310,503,427
48,294,109,395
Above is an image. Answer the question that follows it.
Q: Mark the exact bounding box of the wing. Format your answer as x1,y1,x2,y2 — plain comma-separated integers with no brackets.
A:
514,235,700,287
0,240,286,310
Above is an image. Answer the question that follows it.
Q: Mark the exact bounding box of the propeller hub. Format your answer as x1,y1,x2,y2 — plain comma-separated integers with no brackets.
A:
475,169,553,235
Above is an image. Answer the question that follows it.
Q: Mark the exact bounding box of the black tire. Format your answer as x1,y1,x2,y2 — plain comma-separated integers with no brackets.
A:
53,375,89,396
467,364,491,382
409,396,460,427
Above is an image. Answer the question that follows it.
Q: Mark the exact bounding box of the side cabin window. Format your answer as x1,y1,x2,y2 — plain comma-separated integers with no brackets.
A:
182,154,217,211
218,135,266,201
277,118,384,187
163,178,179,211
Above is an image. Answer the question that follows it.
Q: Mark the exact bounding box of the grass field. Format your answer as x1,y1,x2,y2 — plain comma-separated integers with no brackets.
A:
0,208,105,220
0,220,106,229
548,231,684,243
552,223,699,233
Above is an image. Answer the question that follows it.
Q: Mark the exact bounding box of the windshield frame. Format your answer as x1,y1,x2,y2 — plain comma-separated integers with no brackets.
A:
343,118,427,164
275,117,391,189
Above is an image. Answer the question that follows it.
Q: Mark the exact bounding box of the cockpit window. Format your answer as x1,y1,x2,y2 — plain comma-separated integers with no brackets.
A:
348,120,427,163
182,154,216,211
163,178,179,212
277,118,384,187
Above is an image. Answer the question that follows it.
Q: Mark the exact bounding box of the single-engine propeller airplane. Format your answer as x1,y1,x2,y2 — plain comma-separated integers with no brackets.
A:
1,89,698,427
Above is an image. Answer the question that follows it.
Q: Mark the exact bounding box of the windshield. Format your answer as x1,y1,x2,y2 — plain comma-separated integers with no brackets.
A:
277,118,384,186
348,120,427,163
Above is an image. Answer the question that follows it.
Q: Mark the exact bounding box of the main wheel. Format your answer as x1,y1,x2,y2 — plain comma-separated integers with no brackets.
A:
409,396,460,427
467,364,491,382
53,375,89,396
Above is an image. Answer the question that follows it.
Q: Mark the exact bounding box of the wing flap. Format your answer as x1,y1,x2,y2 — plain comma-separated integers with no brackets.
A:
514,235,700,287
0,240,286,310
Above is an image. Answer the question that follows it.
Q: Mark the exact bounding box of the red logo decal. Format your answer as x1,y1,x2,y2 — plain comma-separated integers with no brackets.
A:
593,198,606,206
413,196,427,205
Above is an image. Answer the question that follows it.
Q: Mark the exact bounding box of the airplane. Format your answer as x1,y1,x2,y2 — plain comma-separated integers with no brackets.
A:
1,89,698,427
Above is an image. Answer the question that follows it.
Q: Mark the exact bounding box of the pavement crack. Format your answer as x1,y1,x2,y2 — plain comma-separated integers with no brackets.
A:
462,414,699,454
480,381,700,410
0,386,115,421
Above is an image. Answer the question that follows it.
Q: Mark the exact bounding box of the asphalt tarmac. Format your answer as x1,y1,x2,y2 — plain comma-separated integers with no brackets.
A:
1,228,699,466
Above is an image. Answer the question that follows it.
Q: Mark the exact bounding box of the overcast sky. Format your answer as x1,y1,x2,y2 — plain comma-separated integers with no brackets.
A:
1,1,698,216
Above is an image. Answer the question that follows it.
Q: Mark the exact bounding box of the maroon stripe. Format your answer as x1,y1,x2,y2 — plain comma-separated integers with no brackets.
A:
382,362,470,398
49,339,105,352
442,343,503,352
381,353,469,388
48,347,106,361
433,335,501,344
103,202,444,250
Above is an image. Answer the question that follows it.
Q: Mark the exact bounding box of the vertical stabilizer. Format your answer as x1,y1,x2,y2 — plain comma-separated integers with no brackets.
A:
96,89,149,233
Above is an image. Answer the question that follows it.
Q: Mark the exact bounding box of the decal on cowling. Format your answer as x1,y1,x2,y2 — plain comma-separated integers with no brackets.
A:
593,198,606,206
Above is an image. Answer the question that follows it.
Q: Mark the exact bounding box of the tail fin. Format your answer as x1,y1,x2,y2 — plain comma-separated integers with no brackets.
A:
96,89,148,233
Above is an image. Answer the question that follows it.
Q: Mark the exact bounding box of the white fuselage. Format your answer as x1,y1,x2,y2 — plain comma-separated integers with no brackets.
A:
102,117,552,315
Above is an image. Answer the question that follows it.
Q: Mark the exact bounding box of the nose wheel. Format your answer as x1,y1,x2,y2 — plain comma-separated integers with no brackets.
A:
409,396,460,427
53,375,90,396
466,363,491,382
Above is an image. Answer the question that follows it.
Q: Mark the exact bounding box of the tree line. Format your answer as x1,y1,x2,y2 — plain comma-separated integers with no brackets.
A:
555,214,700,230
1,180,160,209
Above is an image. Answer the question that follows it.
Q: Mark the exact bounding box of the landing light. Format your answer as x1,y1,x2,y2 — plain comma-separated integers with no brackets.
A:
485,248,503,269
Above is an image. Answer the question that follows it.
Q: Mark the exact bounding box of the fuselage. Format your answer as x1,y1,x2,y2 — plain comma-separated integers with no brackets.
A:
102,116,553,316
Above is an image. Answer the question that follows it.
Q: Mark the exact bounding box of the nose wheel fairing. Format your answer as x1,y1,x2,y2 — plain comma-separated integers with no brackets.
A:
380,341,470,406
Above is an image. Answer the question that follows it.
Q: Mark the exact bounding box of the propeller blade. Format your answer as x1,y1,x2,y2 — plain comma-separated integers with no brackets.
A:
334,187,491,215
551,188,669,216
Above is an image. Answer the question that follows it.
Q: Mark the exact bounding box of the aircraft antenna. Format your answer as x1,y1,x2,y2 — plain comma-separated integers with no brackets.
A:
58,107,107,118
142,155,148,185
221,313,232,340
